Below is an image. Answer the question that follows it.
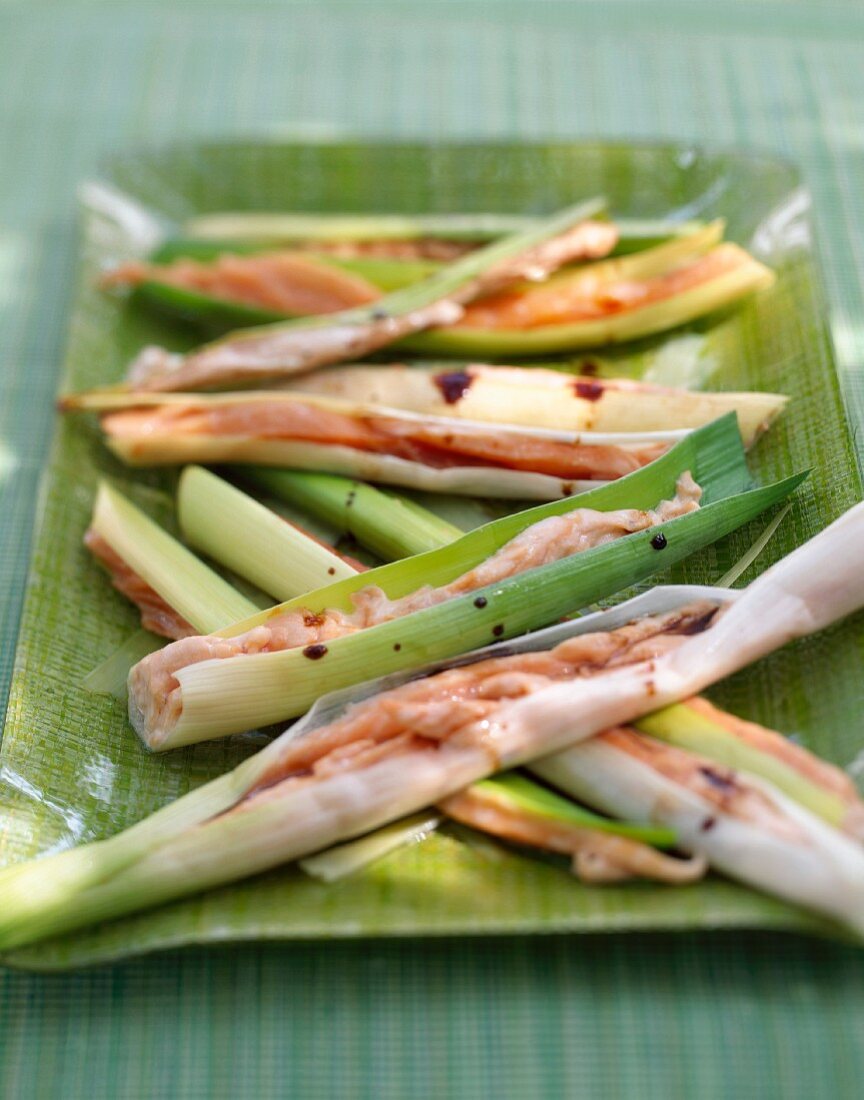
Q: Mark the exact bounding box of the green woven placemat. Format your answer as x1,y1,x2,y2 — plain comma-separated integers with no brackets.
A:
2,3,864,1097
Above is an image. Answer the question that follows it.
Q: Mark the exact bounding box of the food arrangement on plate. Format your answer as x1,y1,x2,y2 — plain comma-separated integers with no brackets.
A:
3,143,863,963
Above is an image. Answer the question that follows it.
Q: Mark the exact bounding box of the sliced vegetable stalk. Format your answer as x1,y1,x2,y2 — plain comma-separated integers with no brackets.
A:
69,388,686,501
298,814,442,883
181,211,703,251
403,223,775,358
632,699,864,838
239,467,463,561
87,482,258,635
285,362,786,447
123,198,609,391
439,774,705,884
3,504,864,950
124,417,805,750
177,466,356,602
531,726,864,936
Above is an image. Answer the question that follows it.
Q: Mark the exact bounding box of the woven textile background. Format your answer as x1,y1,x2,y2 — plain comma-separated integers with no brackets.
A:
2,3,864,1096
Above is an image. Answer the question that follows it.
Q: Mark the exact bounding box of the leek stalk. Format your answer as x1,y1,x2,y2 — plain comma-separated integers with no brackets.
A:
285,362,787,447
89,482,257,632
467,774,676,847
239,467,463,561
177,466,356,601
401,226,775,358
75,387,690,500
632,700,864,835
298,814,442,882
181,212,703,251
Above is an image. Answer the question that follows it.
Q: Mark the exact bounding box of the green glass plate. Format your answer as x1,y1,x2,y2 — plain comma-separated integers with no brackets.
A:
2,141,862,971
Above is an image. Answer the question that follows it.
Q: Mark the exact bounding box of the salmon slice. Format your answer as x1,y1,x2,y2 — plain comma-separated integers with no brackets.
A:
102,252,380,315
128,476,701,737
101,398,670,481
85,529,196,640
367,419,669,480
438,784,707,884
459,243,748,329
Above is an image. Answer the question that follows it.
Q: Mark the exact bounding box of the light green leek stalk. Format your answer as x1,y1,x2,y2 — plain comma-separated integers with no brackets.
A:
470,773,676,846
177,466,356,601
298,814,443,882
239,467,463,561
183,211,537,243
633,703,858,832
181,211,703,251
90,482,258,632
127,415,808,749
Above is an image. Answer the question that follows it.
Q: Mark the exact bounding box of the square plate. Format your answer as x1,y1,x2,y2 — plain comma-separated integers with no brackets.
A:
2,140,863,970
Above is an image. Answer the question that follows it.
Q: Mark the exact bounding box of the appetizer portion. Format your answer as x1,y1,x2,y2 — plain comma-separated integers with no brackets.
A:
85,481,259,637
438,773,707,885
632,698,864,838
85,529,198,640
405,224,773,357
3,502,863,951
285,363,786,445
85,392,674,500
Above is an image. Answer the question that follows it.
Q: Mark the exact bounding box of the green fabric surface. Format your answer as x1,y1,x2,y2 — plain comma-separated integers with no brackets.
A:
2,2,864,1096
